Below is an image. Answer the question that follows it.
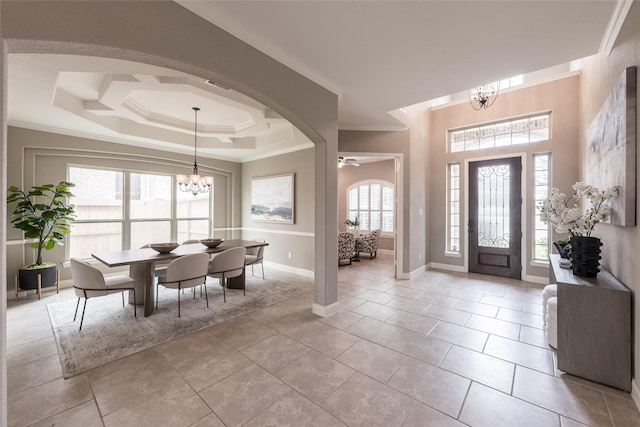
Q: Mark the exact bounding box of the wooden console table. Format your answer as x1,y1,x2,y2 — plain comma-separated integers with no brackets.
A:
549,254,632,391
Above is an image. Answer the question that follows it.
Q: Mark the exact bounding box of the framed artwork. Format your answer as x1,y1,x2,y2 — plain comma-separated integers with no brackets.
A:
586,66,637,226
251,173,294,223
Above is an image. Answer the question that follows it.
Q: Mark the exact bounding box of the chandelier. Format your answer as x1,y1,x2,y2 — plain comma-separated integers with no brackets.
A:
177,107,213,195
469,82,499,110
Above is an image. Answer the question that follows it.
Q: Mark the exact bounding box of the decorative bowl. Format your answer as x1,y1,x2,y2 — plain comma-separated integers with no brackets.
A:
200,238,224,248
148,243,180,254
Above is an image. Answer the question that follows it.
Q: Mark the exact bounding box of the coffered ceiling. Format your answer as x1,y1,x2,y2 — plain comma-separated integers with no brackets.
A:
7,1,630,163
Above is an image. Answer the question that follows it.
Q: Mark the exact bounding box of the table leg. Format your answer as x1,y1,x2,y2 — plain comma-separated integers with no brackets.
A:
129,263,155,317
227,269,246,289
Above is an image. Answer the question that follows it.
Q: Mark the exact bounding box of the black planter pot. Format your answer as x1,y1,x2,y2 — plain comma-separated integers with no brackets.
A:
18,264,57,290
569,236,602,278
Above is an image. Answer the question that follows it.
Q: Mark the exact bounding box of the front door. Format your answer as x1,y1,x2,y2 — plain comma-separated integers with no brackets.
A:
468,157,522,279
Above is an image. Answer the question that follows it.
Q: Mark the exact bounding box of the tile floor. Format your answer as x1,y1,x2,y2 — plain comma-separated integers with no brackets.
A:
6,253,640,426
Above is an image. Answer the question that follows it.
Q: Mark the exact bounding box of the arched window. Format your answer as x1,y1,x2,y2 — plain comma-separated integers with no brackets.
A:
347,180,394,234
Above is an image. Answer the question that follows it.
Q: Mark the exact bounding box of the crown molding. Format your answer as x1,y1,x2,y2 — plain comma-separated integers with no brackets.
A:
599,0,633,55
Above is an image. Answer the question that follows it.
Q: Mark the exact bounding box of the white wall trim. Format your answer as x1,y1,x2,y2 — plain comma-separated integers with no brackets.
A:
632,379,640,412
264,260,314,278
523,274,548,285
312,301,340,317
397,264,427,280
599,0,633,55
239,227,314,237
428,262,466,273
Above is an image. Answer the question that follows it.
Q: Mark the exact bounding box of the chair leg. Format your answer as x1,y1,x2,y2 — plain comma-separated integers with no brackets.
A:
243,270,246,296
261,262,264,280
251,264,255,277
121,292,125,307
79,298,88,331
73,297,81,321
155,283,159,309
204,280,209,308
177,285,181,317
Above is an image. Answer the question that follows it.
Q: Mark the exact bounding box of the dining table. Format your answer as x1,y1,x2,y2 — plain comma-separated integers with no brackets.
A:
92,239,268,316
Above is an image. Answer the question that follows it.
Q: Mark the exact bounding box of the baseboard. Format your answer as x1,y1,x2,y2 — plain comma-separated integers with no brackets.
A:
377,249,394,255
632,379,640,411
523,274,548,285
396,264,427,280
264,261,314,278
429,262,466,273
312,301,340,317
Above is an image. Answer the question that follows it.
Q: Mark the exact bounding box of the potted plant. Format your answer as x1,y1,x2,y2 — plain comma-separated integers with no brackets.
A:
538,182,618,277
345,215,360,237
7,181,76,291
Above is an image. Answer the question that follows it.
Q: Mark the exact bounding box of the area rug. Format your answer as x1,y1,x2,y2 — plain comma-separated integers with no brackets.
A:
47,275,313,378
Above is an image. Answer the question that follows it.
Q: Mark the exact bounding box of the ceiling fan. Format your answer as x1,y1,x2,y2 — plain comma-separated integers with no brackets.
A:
338,156,360,168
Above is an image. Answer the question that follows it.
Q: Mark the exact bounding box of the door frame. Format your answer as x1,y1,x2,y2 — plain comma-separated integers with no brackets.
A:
463,152,528,276
338,151,403,278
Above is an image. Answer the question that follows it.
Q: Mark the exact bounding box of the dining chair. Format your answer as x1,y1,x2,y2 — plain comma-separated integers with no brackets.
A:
245,240,265,279
156,253,210,317
207,247,247,302
70,258,137,331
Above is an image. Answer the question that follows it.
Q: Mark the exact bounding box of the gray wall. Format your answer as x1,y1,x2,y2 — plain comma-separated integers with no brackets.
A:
577,1,640,391
337,159,395,251
242,148,315,272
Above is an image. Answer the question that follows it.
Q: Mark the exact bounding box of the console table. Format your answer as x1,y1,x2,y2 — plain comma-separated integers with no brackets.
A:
549,254,632,391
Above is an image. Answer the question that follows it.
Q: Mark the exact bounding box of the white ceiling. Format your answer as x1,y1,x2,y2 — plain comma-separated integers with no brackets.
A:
7,1,627,162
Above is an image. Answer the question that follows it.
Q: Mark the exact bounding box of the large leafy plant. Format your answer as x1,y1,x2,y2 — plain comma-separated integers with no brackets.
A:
7,181,76,267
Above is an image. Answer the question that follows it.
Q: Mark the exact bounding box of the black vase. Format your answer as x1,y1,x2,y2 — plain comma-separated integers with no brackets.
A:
569,236,602,277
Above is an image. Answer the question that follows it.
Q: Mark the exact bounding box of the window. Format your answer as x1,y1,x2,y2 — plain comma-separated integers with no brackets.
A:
347,180,394,234
449,112,551,153
447,163,460,253
533,153,551,261
68,166,212,259
69,167,124,258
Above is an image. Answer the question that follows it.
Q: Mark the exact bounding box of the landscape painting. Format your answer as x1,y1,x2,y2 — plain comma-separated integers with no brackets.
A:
251,173,294,223
585,66,636,226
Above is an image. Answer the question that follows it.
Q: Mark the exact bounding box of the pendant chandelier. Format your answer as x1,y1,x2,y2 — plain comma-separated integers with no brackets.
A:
469,82,499,110
177,107,213,195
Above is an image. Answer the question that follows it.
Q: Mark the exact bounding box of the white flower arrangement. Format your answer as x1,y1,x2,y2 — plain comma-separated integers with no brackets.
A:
538,182,619,237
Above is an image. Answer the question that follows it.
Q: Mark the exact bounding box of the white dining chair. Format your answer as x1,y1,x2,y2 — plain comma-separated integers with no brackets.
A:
207,247,247,302
70,258,137,331
156,253,210,317
245,240,265,279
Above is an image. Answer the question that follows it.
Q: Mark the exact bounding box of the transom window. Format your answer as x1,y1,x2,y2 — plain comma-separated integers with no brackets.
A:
449,112,551,153
347,180,394,234
68,166,212,259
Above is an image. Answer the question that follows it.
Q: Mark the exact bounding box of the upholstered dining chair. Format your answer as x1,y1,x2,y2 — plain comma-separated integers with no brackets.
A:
207,247,247,303
70,258,137,331
156,253,210,317
245,240,265,279
338,232,355,266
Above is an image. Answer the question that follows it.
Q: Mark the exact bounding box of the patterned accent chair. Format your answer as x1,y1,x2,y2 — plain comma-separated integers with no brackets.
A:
355,229,380,259
338,232,356,266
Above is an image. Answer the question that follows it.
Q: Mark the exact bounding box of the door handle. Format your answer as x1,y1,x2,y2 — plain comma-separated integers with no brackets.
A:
468,219,475,233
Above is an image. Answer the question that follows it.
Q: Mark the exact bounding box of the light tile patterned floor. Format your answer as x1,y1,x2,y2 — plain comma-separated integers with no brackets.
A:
7,253,640,426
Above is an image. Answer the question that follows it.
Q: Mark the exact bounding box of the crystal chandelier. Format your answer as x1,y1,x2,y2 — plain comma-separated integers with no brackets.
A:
177,107,213,195
469,82,499,110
